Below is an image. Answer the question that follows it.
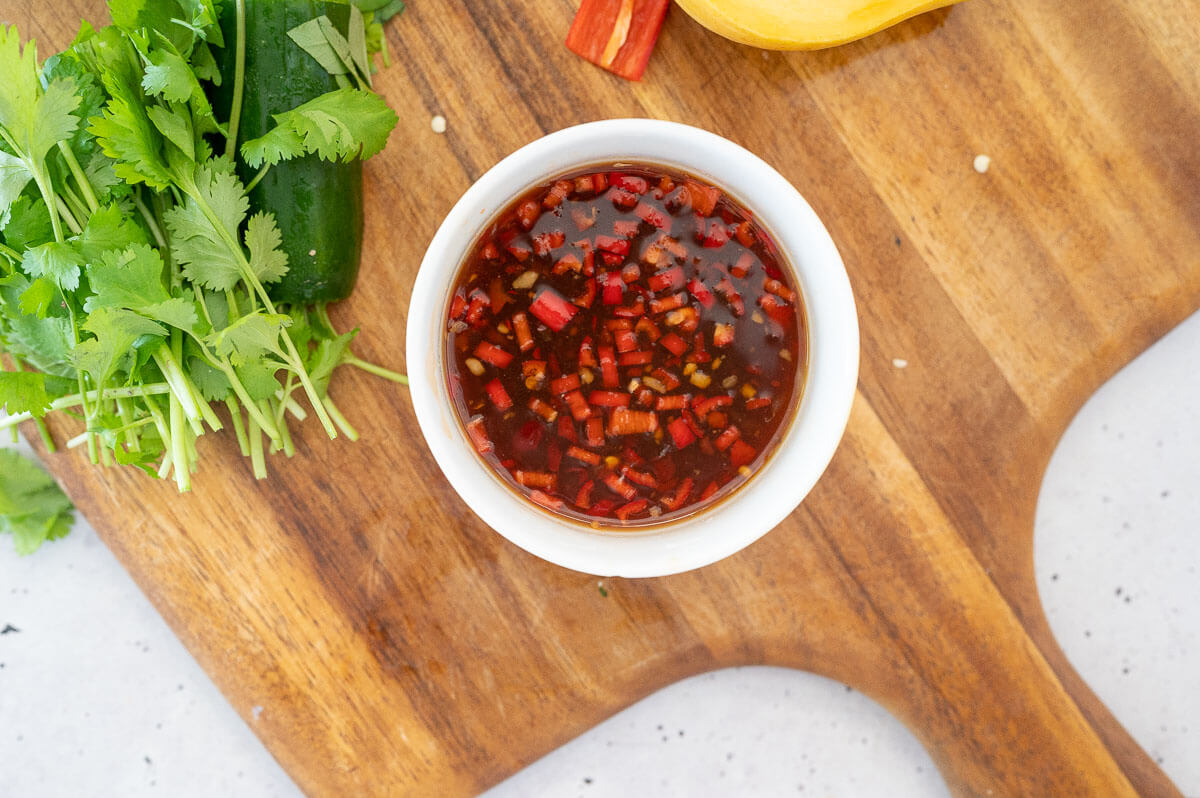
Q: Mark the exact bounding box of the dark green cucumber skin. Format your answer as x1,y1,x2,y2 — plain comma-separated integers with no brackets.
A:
215,1,363,305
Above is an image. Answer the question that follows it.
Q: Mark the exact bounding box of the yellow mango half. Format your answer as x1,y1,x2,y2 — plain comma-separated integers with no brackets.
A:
673,0,962,50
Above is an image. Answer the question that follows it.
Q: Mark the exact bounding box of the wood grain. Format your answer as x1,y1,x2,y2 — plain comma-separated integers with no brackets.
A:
7,0,1198,794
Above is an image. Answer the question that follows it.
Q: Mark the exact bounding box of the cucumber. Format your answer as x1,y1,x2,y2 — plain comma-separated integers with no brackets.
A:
215,0,364,305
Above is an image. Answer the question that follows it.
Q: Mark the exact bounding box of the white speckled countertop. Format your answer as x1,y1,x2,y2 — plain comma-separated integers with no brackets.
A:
2,311,1197,797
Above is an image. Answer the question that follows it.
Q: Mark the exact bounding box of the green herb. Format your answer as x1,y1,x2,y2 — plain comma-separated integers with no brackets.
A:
0,449,74,555
0,0,405,528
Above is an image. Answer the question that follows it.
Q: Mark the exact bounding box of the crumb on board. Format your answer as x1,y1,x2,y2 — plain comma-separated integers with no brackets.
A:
973,154,991,173
431,114,447,134
892,358,908,369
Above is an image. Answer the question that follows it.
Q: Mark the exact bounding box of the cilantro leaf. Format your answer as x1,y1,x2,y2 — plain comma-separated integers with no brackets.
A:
165,160,248,291
28,78,83,163
89,91,173,189
287,18,352,79
0,449,75,556
208,311,290,365
1,195,53,250
17,276,56,317
244,212,289,285
146,104,195,162
73,305,167,384
240,88,397,167
77,202,150,261
141,48,193,103
83,244,199,333
22,241,84,292
0,26,41,145
0,150,32,219
0,370,53,416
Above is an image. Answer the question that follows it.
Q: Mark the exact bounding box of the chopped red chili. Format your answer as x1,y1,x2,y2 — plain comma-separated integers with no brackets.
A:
565,0,670,81
446,163,806,525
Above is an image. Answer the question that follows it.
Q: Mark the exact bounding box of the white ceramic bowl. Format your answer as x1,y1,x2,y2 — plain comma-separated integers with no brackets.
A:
407,119,858,577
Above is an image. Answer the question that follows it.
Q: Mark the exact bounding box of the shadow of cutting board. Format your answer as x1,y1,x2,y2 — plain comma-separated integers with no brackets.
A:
11,0,1199,795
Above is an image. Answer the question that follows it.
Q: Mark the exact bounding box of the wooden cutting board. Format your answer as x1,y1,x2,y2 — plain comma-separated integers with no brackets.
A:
11,0,1199,795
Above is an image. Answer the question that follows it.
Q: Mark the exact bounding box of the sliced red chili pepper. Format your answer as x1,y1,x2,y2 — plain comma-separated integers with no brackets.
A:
585,416,606,448
551,373,582,394
600,251,624,267
474,340,513,369
745,397,772,411
522,360,547,386
575,479,596,509
480,240,500,260
697,217,730,248
651,368,681,390
610,188,639,209
658,332,687,356
614,218,640,237
548,441,563,472
714,426,741,452
735,220,756,247
505,240,532,262
601,272,624,305
607,407,658,436
715,277,744,316
567,445,602,466
557,415,577,444
614,498,648,521
763,278,797,304
618,350,653,367
649,292,686,315
598,345,619,387
528,397,559,422
485,378,513,410
684,179,719,215
635,317,662,342
731,251,755,278
692,395,733,417
613,174,649,194
579,336,598,367
634,201,671,231
712,322,735,348
758,293,794,326
565,0,670,81
614,297,646,318
515,470,556,489
698,480,720,501
687,277,715,308
647,265,684,293
543,180,572,210
564,389,592,421
691,331,711,363
615,328,638,353
662,477,693,511
516,199,540,230
529,286,578,331
729,439,756,468
574,277,597,308
654,394,688,411
529,489,565,511
533,230,566,255
596,234,631,256
449,291,467,320
465,417,492,454
588,390,630,407
667,417,696,449
603,472,638,501
621,466,657,488
464,290,490,325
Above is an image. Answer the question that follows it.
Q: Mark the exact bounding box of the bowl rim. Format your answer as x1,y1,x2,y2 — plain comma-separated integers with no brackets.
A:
406,118,859,577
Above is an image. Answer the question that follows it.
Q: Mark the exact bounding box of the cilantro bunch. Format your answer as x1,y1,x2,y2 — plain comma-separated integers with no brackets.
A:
0,0,403,516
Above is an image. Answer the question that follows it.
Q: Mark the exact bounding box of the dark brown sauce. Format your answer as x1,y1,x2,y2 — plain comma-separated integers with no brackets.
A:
445,163,807,526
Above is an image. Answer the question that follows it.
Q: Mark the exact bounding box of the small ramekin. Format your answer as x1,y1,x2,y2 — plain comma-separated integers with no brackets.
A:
407,119,858,577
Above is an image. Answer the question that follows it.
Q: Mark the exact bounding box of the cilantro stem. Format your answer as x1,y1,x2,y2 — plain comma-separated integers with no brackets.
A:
153,348,202,423
169,392,191,491
57,140,100,212
133,191,168,250
216,359,282,442
322,397,358,441
0,384,173,431
243,163,269,192
225,397,251,457
53,193,84,236
226,0,247,156
181,181,338,437
275,406,295,457
247,413,267,479
344,355,408,384
33,418,56,453
0,242,22,263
